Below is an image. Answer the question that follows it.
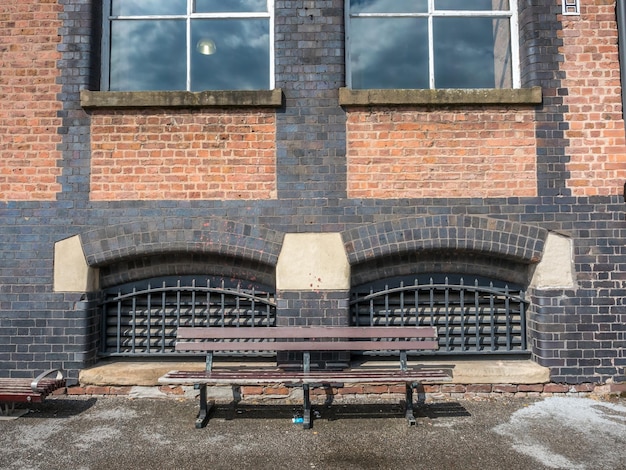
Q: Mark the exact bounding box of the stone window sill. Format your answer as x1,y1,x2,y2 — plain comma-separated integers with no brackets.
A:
339,87,542,107
80,89,284,109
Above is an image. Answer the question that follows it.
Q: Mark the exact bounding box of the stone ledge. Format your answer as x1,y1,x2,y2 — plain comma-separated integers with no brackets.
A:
80,89,284,108
339,86,542,107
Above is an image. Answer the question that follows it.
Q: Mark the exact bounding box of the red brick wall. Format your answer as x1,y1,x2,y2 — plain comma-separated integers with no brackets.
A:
346,109,538,199
0,0,63,201
560,1,626,196
89,109,277,200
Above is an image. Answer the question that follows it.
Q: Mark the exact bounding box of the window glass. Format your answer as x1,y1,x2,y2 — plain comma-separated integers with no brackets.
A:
350,0,428,14
194,0,267,13
347,0,518,89
104,0,272,91
112,0,187,16
110,20,186,91
191,19,270,90
350,18,429,89
433,17,511,88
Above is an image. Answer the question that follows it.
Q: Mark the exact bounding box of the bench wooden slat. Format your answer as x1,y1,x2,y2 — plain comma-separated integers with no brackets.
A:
176,326,437,340
0,370,66,406
176,339,439,352
160,367,453,386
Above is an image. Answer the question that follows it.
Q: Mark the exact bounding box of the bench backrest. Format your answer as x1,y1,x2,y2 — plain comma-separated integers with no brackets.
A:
175,326,439,353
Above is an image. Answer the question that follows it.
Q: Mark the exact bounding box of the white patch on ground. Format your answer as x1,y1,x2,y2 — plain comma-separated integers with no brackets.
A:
12,419,69,451
494,397,626,470
128,386,170,398
87,406,138,420
74,425,122,451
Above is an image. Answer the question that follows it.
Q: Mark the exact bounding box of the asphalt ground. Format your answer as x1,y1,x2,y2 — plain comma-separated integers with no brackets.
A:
1,394,625,470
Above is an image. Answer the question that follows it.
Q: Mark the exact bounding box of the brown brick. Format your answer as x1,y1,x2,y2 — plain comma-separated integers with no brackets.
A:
543,383,570,393
466,384,493,393
517,384,544,393
85,385,111,395
492,384,518,394
441,384,467,394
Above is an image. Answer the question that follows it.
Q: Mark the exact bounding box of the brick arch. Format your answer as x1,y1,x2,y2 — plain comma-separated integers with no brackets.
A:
79,218,284,288
342,215,549,286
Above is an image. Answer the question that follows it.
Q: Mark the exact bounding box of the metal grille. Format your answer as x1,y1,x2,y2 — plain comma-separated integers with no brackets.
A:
100,276,276,356
350,275,528,355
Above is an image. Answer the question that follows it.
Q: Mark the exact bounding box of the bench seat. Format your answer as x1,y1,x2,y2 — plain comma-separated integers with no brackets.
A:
0,369,67,417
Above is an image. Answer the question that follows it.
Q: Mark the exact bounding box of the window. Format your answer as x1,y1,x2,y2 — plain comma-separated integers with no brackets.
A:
346,0,519,90
101,0,274,92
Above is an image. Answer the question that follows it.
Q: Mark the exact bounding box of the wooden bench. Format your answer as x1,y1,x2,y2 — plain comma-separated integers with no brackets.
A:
159,326,453,429
0,369,67,418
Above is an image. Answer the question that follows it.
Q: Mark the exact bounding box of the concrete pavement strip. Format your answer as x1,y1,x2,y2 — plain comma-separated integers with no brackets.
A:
0,394,624,470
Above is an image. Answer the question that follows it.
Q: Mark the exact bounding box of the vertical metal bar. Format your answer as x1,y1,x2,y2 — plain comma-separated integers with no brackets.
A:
146,284,152,353
176,279,182,332
428,277,435,326
520,290,527,351
489,282,496,352
235,282,241,327
474,279,480,352
384,284,390,326
251,287,256,328
191,278,197,326
161,281,167,353
444,277,450,351
220,279,226,327
206,279,211,327
369,287,374,326
459,278,465,352
116,291,122,354
414,279,419,327
131,287,137,354
399,281,405,326
505,284,511,351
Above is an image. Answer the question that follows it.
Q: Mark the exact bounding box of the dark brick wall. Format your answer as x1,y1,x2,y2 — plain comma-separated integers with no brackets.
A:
0,1,624,386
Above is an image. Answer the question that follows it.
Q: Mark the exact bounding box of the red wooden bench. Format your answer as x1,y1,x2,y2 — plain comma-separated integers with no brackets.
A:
159,326,453,429
0,369,67,417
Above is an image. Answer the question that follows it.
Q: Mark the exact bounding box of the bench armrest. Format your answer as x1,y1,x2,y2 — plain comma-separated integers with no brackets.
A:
31,369,65,393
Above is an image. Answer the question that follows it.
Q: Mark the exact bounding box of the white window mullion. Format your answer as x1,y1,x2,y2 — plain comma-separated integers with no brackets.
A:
428,0,435,89
510,0,520,88
269,0,275,90
187,0,193,91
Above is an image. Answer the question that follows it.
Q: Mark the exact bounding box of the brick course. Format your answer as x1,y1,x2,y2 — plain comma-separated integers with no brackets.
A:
89,109,277,200
0,0,63,200
346,108,538,198
560,2,626,195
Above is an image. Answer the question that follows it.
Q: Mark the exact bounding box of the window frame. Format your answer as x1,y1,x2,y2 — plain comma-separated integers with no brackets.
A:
345,0,520,90
100,0,275,92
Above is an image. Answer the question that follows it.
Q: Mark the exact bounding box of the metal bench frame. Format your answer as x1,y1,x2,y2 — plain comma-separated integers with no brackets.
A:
0,369,67,417
159,326,453,429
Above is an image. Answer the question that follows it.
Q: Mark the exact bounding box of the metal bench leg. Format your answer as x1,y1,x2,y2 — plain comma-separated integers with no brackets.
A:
302,384,312,429
405,382,417,426
194,384,213,429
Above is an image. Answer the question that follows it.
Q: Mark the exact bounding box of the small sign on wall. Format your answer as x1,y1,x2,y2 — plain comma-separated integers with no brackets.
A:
562,0,581,16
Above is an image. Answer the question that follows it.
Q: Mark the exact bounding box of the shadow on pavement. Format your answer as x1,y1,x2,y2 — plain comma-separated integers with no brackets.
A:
209,401,470,423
